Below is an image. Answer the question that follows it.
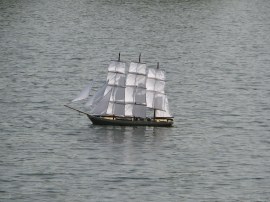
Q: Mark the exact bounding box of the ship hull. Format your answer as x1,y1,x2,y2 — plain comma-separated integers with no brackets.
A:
87,115,173,127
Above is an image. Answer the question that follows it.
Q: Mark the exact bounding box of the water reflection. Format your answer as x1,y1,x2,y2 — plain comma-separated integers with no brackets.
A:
88,125,171,145
90,125,145,144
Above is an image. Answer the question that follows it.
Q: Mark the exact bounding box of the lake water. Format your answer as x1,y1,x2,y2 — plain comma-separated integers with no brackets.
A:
1,0,270,201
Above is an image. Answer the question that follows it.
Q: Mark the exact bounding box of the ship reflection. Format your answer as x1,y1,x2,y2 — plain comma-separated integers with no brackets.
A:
89,125,170,144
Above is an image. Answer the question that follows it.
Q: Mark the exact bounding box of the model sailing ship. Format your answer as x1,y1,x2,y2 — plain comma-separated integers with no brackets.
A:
65,54,174,127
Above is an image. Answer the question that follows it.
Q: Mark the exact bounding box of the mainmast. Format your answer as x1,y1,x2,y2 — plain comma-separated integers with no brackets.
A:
124,54,147,118
90,57,126,116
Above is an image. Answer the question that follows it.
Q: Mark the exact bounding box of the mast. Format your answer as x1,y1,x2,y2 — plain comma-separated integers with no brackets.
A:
154,62,173,118
106,60,126,116
153,62,159,119
124,54,147,118
91,56,126,116
146,62,167,117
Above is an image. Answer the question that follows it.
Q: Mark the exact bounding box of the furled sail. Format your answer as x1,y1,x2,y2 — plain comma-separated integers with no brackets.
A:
72,81,93,102
124,62,147,118
146,68,166,111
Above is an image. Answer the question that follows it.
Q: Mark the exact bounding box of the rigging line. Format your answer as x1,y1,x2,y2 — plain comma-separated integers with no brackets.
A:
64,105,90,116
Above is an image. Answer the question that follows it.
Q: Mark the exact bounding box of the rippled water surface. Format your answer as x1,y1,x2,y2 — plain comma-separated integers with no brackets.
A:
1,0,270,201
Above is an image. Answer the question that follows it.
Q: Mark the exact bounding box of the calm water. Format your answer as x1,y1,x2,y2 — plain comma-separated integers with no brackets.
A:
1,0,270,201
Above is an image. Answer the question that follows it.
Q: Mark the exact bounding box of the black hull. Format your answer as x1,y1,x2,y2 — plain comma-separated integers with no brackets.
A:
87,115,173,127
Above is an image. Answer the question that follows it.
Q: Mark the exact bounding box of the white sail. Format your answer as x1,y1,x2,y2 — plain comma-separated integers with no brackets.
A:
110,86,125,103
106,86,125,116
155,69,165,80
133,104,146,118
146,78,156,91
129,62,147,75
124,103,146,118
125,104,133,117
146,68,166,111
154,80,165,92
107,61,126,105
107,72,126,87
108,61,126,74
125,86,146,104
90,90,112,115
85,96,94,107
85,82,107,108
154,93,166,110
156,95,173,117
147,68,165,80
92,61,127,116
126,73,146,87
124,62,147,118
146,91,155,108
125,86,135,103
72,81,93,102
135,87,146,104
107,102,125,116
114,103,125,116
107,61,126,87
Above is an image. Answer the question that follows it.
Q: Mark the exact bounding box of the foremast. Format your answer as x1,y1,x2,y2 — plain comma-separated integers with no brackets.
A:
90,55,126,116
